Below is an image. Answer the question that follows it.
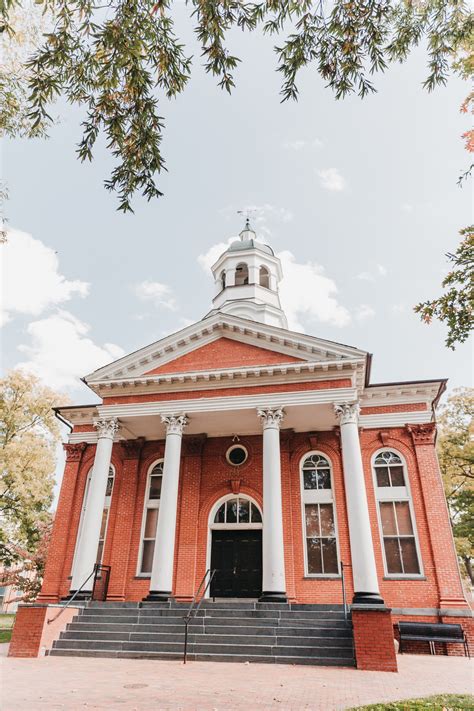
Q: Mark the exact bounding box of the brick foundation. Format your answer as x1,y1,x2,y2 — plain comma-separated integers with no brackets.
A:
8,604,81,658
352,606,398,672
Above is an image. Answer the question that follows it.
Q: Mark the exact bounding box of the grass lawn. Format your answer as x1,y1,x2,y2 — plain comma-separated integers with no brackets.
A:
348,694,474,710
0,613,15,644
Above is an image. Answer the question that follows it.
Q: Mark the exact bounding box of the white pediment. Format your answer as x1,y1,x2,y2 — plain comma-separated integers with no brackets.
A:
84,312,368,385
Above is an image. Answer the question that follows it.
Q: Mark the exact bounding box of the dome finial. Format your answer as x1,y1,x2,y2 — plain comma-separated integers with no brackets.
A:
237,209,256,241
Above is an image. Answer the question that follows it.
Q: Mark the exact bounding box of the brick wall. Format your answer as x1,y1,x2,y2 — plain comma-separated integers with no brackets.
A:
352,607,398,671
8,605,81,657
40,424,469,622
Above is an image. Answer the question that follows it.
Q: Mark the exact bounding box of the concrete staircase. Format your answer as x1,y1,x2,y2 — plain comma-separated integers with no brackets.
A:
48,600,355,666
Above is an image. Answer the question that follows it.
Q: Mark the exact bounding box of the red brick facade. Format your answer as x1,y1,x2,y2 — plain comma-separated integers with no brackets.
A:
39,426,468,615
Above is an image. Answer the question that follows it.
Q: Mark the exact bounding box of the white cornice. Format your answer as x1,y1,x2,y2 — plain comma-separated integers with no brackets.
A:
96,386,358,419
359,411,433,427
91,359,362,396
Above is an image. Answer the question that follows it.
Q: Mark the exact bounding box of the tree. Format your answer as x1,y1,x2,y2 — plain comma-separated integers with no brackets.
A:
1,0,472,212
415,226,474,349
0,520,52,603
437,387,474,585
0,370,65,573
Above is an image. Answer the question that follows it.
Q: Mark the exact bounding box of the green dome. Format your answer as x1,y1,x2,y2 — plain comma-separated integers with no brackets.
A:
228,238,274,256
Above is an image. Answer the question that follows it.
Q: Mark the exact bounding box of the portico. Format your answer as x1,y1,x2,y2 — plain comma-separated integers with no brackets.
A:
68,388,384,607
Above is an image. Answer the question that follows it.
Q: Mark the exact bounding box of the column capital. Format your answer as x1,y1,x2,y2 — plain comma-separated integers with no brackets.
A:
161,414,189,436
334,401,360,426
63,442,87,461
94,417,119,439
257,407,285,429
406,422,436,445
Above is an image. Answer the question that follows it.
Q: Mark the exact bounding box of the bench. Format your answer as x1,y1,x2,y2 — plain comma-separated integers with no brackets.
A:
398,621,470,657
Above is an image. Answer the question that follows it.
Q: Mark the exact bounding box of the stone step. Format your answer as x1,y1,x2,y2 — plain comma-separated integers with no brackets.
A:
81,607,347,621
52,638,353,659
65,622,353,638
75,612,349,628
59,630,353,648
47,648,356,666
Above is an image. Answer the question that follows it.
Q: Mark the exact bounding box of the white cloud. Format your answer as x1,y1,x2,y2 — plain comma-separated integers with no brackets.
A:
317,168,346,192
17,310,124,391
356,264,387,281
278,251,351,331
355,304,376,322
198,238,234,271
134,280,177,310
1,228,89,326
283,138,323,151
401,203,414,213
392,303,407,314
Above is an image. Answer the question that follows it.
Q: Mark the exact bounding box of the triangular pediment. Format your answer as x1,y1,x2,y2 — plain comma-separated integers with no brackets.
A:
144,338,306,375
84,312,367,386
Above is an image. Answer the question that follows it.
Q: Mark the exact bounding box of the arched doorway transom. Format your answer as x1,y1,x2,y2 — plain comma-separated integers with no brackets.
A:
208,494,263,598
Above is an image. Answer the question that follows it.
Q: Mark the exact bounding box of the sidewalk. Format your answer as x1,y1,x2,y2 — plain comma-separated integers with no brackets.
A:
1,653,472,710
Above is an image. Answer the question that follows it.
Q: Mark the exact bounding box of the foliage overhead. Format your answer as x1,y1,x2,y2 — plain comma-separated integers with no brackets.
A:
0,370,65,569
415,226,474,350
437,387,474,585
1,0,472,212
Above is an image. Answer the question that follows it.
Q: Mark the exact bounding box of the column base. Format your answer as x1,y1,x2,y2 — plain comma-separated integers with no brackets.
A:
62,590,92,602
143,590,173,602
352,591,385,605
259,591,288,603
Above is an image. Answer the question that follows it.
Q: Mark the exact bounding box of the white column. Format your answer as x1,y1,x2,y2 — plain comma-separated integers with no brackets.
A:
335,402,383,605
257,407,287,602
70,418,119,593
147,414,188,600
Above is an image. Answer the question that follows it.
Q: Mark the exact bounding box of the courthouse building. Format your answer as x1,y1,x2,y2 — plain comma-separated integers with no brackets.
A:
10,223,472,669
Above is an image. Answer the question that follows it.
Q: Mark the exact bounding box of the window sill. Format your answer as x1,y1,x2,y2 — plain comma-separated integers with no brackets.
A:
134,575,151,579
383,576,427,581
303,575,342,580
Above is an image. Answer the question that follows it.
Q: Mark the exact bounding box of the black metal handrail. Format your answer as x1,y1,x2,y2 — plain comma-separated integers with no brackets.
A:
182,568,217,664
340,561,351,620
46,563,112,625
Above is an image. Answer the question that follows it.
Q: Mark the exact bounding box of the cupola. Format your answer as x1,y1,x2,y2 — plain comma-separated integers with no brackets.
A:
205,221,288,329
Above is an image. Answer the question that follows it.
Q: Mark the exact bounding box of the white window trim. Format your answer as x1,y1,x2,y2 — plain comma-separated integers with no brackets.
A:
372,448,424,579
299,451,341,578
205,493,263,597
136,459,163,577
71,465,115,574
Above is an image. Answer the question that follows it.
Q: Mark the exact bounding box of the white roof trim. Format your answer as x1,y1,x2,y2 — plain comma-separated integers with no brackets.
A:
84,313,367,384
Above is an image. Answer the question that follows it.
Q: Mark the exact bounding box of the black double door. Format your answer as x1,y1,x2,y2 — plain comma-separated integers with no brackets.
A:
210,530,262,598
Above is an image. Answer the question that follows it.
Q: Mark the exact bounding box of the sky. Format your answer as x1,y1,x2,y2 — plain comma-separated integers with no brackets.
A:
2,6,473,426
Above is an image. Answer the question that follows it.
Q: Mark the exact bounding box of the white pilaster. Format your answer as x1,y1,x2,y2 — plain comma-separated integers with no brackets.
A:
70,418,119,593
335,402,383,605
257,407,287,602
147,414,188,600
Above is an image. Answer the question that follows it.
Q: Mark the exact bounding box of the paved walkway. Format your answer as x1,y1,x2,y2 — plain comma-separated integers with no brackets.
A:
1,654,473,710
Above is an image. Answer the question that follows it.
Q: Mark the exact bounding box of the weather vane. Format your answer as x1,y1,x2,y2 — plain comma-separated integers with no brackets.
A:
237,208,256,234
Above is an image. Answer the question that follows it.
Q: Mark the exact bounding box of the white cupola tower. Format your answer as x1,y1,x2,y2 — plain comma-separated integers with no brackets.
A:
206,220,288,329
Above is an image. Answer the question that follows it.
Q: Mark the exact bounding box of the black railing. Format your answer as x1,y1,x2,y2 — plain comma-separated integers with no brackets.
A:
47,563,111,625
182,568,217,664
340,561,351,620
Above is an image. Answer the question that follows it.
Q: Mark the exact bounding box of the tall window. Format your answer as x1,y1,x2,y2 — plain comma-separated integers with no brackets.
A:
138,461,163,574
220,270,226,290
373,450,422,576
235,262,249,285
72,465,115,570
300,453,339,576
259,265,270,288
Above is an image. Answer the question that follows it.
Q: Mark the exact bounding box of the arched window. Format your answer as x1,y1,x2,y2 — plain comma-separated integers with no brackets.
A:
213,496,262,525
300,453,339,576
259,265,270,288
235,262,249,286
373,450,422,576
220,270,226,290
138,461,163,575
72,465,115,571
